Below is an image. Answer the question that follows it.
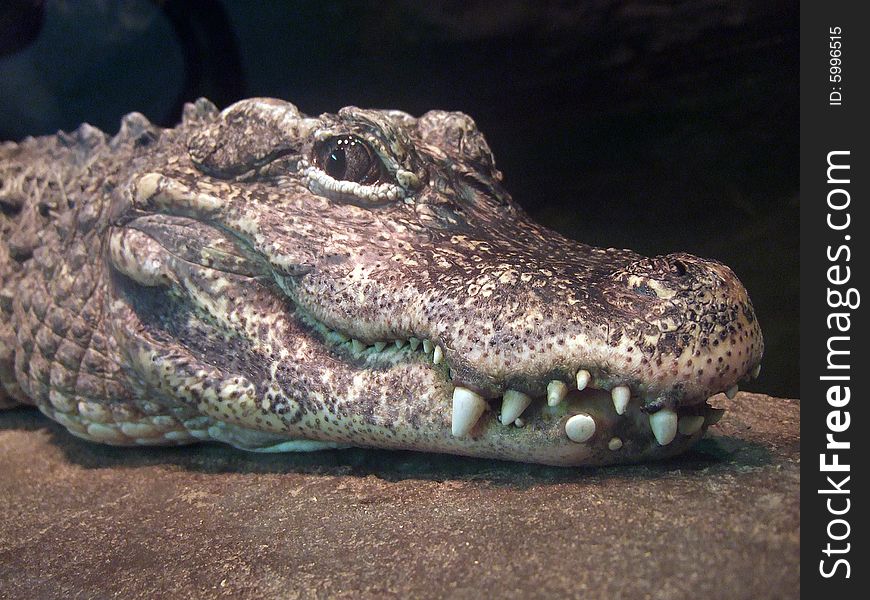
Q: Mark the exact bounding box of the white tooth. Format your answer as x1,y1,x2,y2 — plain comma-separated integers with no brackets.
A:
394,340,405,349
514,417,525,428
330,331,349,343
608,437,623,451
565,413,596,443
452,387,487,437
575,369,591,391
725,385,738,399
547,380,568,406
705,407,726,425
611,385,630,415
751,364,762,379
678,415,705,436
500,389,532,425
433,345,444,364
423,339,433,354
351,339,366,353
649,408,678,445
373,341,387,352
409,337,421,351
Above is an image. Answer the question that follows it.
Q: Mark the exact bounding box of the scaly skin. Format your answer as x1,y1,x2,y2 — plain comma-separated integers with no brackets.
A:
0,98,762,466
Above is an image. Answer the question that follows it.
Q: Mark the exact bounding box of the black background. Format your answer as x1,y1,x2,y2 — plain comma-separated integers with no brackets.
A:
0,0,798,398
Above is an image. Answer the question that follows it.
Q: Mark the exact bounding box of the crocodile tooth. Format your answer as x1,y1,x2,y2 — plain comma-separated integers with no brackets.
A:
547,380,568,406
678,415,705,436
332,331,349,343
500,389,532,425
725,385,738,399
351,339,366,353
649,408,678,445
452,387,487,437
751,364,762,379
409,337,421,351
394,340,405,349
575,369,591,391
373,341,387,352
705,407,726,425
611,385,630,415
608,437,623,451
565,413,596,443
423,339,433,354
433,345,444,364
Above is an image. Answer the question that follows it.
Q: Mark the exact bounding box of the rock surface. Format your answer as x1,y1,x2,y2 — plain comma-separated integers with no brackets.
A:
0,392,799,599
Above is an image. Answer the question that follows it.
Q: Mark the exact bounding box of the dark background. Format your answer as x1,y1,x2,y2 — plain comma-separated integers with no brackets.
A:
0,0,798,397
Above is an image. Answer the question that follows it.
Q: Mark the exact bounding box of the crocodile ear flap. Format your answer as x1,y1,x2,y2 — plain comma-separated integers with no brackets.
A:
187,98,313,179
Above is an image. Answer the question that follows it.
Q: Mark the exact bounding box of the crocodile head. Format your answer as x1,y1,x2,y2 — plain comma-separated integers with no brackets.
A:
108,98,762,466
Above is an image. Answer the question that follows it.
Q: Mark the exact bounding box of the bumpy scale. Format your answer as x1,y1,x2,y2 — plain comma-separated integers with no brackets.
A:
0,98,763,466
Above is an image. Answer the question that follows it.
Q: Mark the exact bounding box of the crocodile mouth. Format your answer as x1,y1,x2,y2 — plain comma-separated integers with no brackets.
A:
301,310,759,452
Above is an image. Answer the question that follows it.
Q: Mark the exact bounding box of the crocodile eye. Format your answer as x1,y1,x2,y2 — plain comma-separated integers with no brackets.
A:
314,135,383,185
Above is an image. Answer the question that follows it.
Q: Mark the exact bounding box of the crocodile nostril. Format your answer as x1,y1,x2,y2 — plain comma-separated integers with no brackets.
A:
670,259,688,277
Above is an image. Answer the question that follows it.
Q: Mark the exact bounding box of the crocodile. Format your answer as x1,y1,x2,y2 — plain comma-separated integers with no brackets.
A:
0,98,763,466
